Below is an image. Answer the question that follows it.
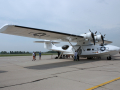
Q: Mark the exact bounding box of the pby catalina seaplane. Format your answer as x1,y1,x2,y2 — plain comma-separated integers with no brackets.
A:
0,24,120,60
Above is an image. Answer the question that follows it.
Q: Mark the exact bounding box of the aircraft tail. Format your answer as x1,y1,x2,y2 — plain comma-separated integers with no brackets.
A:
34,40,72,53
44,41,53,49
34,40,60,51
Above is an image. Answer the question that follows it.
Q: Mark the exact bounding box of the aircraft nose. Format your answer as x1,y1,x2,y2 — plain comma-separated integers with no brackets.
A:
109,46,120,51
115,47,120,51
115,47,120,52
119,47,120,54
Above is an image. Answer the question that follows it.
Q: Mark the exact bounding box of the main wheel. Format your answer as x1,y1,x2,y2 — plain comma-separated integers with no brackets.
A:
107,56,111,60
109,56,111,60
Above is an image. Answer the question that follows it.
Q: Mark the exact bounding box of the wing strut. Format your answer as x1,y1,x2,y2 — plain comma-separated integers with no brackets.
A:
58,52,63,59
68,40,76,51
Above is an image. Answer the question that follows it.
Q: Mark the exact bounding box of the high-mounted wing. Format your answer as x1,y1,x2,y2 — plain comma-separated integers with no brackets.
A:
0,24,84,42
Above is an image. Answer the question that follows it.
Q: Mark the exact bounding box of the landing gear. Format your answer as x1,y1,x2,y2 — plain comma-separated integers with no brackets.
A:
77,55,80,61
87,57,93,59
107,56,111,60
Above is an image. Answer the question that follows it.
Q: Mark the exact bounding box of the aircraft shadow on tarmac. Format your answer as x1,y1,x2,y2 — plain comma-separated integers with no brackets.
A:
0,70,7,73
24,60,98,70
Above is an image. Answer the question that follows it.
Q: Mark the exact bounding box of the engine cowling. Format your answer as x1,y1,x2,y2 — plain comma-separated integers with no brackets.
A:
81,32,95,45
95,35,104,44
81,32,93,40
95,35,102,41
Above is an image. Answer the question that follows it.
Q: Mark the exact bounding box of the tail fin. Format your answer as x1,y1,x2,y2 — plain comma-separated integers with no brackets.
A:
34,40,59,50
34,40,72,52
44,41,54,49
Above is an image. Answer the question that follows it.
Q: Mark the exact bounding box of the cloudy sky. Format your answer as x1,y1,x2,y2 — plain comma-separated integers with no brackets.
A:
0,0,120,52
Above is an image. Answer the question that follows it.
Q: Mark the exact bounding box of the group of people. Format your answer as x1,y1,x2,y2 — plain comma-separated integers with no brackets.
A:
32,51,78,61
32,51,41,61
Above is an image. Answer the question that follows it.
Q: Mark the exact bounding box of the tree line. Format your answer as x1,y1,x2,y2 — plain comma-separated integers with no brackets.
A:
0,50,57,54
0,51,30,54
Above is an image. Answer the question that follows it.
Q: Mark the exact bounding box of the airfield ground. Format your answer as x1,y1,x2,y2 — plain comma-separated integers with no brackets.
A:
0,54,120,90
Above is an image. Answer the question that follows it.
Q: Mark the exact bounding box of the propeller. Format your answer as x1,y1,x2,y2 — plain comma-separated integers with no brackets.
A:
89,29,96,45
95,31,97,34
104,34,106,37
100,32,106,44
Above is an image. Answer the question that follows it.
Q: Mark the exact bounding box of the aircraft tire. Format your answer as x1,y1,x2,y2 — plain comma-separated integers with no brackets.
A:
107,56,111,60
109,57,111,60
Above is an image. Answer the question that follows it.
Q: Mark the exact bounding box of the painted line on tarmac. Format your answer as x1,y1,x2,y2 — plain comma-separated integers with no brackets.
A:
0,76,57,88
86,77,120,90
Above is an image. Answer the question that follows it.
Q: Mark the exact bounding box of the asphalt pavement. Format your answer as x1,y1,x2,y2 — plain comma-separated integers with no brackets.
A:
0,54,120,90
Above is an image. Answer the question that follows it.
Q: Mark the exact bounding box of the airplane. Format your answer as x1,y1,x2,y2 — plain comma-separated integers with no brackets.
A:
0,24,120,60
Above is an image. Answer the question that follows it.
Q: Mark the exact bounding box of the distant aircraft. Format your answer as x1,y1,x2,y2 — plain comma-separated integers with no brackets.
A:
0,24,120,60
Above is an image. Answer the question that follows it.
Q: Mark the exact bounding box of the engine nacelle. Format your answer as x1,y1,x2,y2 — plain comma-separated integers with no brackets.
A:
95,35,103,41
81,32,93,40
81,30,96,45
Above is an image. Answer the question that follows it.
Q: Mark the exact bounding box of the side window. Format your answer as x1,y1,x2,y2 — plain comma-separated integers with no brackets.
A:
92,49,94,51
87,48,91,51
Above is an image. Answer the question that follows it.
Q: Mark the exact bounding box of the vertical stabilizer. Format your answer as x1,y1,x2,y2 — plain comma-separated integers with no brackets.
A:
44,41,53,49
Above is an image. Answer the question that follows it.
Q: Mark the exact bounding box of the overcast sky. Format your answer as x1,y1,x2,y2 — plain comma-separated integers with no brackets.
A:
0,0,120,52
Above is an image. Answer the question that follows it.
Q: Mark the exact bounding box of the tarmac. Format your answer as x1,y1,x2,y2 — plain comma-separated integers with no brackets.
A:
0,54,120,90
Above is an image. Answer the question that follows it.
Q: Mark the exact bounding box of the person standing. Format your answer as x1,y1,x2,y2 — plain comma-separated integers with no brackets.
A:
32,52,35,61
39,51,41,60
74,51,78,61
34,52,36,60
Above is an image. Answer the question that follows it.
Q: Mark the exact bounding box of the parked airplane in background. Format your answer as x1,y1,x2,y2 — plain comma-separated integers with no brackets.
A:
0,24,120,60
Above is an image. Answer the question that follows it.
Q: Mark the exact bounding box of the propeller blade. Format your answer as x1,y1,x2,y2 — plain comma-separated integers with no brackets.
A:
95,31,97,34
89,29,91,32
89,29,96,45
101,35,104,44
91,32,95,45
104,34,106,37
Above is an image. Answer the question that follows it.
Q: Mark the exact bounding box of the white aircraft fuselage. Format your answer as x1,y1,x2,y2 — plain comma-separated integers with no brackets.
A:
44,41,120,60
